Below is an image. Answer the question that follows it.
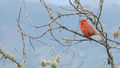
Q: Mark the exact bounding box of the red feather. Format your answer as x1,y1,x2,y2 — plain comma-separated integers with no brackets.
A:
80,19,101,37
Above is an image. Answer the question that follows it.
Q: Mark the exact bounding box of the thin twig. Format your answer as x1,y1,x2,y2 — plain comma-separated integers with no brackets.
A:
68,53,75,68
17,6,26,64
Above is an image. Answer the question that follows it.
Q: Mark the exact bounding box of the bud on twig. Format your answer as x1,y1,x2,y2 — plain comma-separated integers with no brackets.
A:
113,31,119,38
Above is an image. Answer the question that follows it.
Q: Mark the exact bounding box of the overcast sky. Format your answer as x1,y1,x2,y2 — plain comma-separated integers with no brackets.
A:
23,0,120,7
1,0,120,7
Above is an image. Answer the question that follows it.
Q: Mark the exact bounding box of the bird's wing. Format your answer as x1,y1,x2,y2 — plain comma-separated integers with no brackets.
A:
86,24,95,35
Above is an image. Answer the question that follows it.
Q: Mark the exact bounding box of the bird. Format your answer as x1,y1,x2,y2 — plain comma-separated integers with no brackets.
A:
80,19,101,37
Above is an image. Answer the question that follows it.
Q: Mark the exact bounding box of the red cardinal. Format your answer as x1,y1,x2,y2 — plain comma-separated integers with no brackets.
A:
80,19,101,37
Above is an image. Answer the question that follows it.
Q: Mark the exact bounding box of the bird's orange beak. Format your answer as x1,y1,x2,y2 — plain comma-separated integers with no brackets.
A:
80,20,82,23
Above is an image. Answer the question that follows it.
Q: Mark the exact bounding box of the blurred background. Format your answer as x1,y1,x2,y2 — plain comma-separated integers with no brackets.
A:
0,0,120,68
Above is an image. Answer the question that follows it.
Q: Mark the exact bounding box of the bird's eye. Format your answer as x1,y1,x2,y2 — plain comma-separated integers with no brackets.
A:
82,21,85,22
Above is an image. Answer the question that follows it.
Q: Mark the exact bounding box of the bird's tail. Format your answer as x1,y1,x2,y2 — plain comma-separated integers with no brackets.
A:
96,33,102,37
